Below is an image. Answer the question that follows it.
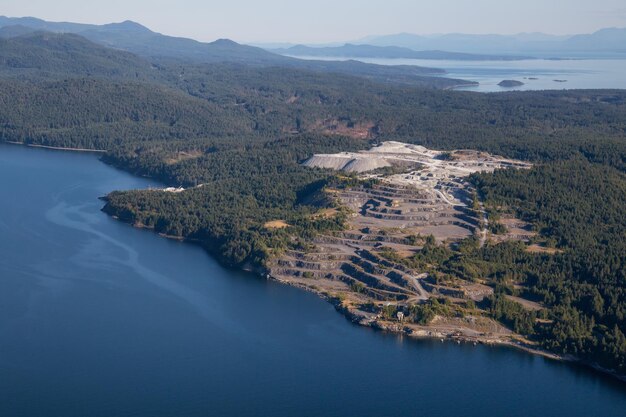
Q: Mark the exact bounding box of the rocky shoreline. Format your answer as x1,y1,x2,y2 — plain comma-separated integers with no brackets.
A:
267,271,626,383
6,141,106,153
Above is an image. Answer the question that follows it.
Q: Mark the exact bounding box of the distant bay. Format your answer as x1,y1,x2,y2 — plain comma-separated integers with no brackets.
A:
287,56,626,92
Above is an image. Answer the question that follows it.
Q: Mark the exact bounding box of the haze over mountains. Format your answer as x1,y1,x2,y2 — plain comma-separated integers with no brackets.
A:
0,16,471,88
262,27,626,59
272,44,533,61
357,28,626,57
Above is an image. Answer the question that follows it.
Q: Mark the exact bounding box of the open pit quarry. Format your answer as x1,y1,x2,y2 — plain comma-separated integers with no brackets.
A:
268,141,534,342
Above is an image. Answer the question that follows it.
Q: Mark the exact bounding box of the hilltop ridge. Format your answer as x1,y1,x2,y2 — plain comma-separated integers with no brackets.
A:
0,15,469,87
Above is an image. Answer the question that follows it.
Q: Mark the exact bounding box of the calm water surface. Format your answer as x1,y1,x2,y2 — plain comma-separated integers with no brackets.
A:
0,144,625,416
290,55,626,92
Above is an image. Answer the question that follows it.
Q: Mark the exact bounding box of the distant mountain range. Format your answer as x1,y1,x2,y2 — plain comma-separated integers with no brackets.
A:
272,44,533,61
0,16,473,88
0,17,309,65
356,28,626,57
254,28,626,59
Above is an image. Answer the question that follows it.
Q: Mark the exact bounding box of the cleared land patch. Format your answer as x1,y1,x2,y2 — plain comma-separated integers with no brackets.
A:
164,150,204,165
264,220,290,229
526,244,562,254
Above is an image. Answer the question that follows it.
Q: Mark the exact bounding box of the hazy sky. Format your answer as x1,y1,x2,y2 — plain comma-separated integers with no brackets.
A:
3,0,626,43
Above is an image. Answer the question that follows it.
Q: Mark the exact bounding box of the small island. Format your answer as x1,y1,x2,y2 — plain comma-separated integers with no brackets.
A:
498,79,525,87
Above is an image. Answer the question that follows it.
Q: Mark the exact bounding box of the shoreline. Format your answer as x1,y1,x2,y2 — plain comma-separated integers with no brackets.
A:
5,141,107,153
267,272,626,383
444,81,480,91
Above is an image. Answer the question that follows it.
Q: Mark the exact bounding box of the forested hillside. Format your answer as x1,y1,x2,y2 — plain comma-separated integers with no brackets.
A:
470,161,626,373
0,32,158,80
3,61,625,156
0,78,254,147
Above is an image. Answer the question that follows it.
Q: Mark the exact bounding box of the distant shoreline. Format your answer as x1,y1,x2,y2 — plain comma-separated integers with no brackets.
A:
5,141,107,153
445,81,480,90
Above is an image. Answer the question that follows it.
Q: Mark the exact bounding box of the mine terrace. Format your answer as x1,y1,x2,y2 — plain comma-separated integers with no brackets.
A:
269,141,538,347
